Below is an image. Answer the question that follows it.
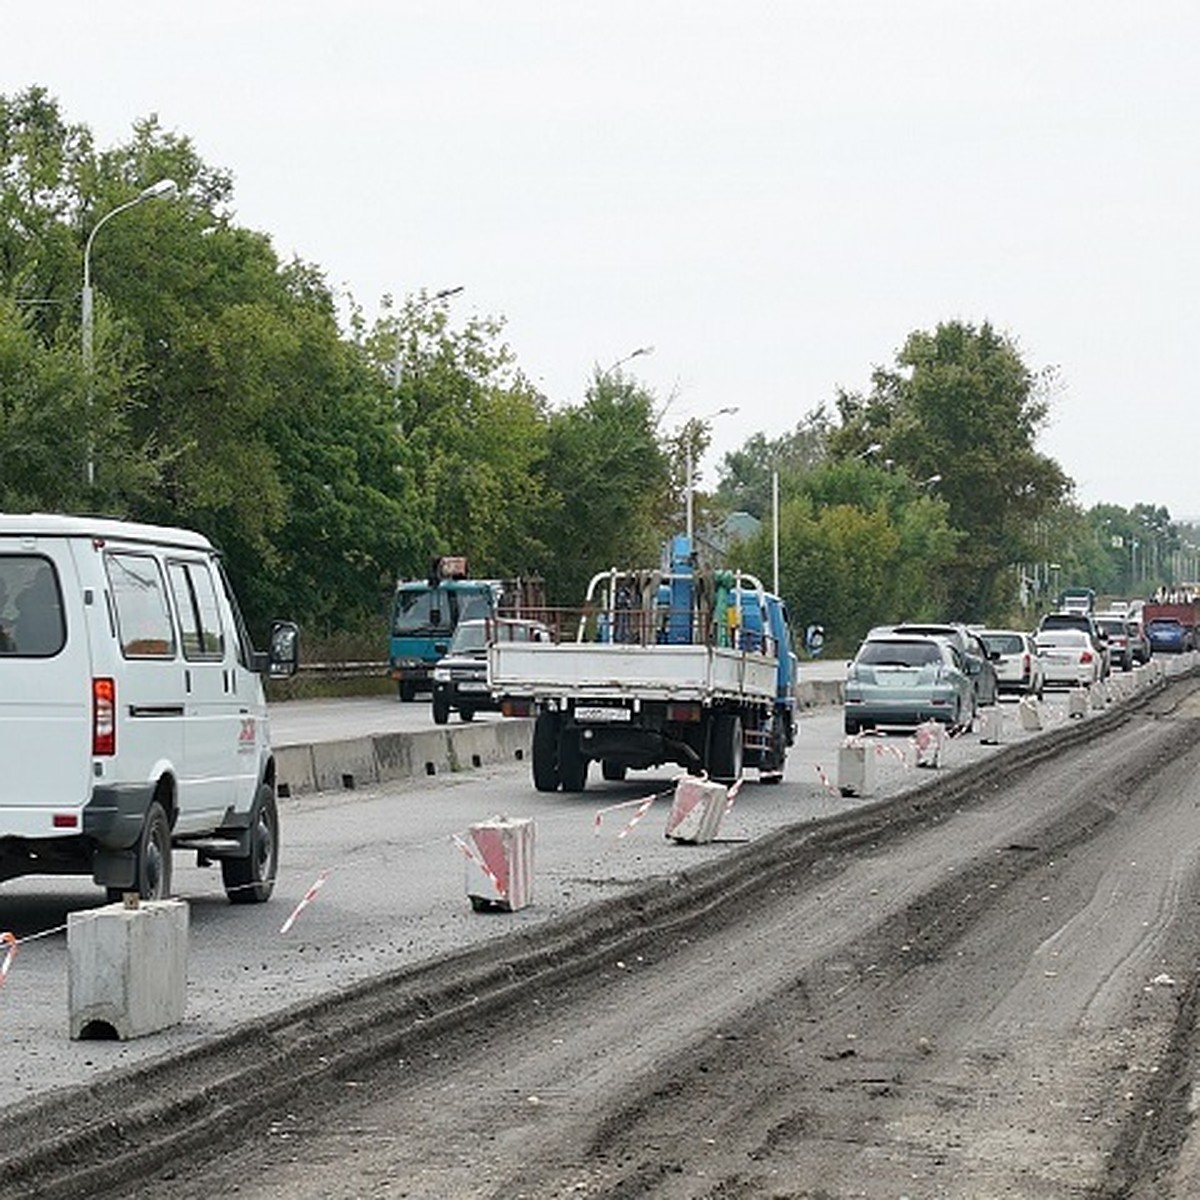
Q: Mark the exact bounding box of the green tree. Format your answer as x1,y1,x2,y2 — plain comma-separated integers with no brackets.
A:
830,321,1069,619
537,368,671,603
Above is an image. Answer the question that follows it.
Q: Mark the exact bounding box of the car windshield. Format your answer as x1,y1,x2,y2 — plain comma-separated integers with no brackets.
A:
448,621,489,654
981,633,1023,655
1096,619,1125,636
857,640,942,667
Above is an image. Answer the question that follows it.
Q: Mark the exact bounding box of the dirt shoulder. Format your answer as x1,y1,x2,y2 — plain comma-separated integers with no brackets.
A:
5,679,1200,1198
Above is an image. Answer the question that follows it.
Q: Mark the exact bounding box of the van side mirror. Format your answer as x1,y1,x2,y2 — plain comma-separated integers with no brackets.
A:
267,621,300,678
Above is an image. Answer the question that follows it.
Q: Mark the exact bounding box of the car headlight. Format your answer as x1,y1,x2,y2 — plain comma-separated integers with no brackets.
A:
433,667,450,683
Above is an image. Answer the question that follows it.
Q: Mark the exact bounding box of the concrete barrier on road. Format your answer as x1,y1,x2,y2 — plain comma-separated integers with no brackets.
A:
277,719,534,797
798,679,844,708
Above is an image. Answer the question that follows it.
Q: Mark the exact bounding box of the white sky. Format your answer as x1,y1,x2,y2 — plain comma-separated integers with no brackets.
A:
7,2,1198,517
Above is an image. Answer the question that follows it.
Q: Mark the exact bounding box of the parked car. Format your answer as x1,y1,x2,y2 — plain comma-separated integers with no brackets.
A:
889,623,999,707
1034,628,1103,689
844,633,975,735
1094,613,1136,672
1038,611,1111,678
975,629,1044,698
1145,616,1192,654
431,616,553,725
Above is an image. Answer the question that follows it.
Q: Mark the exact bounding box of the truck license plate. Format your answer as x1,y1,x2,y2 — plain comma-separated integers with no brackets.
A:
575,706,631,722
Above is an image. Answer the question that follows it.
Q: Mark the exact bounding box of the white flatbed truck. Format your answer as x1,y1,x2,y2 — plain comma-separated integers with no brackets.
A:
490,535,797,792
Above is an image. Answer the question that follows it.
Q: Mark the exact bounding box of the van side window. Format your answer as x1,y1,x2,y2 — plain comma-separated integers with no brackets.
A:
216,561,255,669
0,555,65,657
106,552,176,659
168,561,226,661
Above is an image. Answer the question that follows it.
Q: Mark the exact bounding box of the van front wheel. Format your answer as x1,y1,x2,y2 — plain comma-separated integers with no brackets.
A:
223,786,279,904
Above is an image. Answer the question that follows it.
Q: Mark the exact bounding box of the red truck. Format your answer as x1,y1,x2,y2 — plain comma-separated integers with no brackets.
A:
1142,599,1200,653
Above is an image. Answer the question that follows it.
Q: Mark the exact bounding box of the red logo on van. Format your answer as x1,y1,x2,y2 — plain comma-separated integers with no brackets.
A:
239,717,257,750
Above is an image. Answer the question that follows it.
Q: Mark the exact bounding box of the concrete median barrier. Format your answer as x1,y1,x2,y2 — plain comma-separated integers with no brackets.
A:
278,719,534,797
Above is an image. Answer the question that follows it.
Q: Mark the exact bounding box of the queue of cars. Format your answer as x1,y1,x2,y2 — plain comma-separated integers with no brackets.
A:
843,604,1155,736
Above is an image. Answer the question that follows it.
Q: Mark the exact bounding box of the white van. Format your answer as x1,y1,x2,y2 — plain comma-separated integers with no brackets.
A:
0,514,298,903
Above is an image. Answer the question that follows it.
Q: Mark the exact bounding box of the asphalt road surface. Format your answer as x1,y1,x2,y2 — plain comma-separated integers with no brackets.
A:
4,670,1200,1198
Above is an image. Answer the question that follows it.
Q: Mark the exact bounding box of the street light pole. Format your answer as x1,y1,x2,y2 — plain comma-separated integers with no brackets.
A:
82,178,178,487
604,344,655,376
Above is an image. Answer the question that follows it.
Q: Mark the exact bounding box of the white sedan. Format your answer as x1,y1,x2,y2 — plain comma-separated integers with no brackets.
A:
1035,629,1103,688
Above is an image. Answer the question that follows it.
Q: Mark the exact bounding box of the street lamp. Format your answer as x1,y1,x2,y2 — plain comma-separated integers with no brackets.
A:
604,344,655,376
81,178,178,486
685,405,739,543
392,285,464,389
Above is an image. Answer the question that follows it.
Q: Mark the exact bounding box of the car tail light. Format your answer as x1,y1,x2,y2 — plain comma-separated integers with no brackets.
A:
1080,650,1093,664
93,677,116,756
1022,653,1030,672
667,702,702,723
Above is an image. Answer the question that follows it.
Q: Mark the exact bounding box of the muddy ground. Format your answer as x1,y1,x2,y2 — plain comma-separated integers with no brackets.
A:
6,678,1200,1199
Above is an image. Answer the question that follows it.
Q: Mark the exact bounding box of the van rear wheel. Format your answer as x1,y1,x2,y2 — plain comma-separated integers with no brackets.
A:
109,801,172,902
223,786,279,904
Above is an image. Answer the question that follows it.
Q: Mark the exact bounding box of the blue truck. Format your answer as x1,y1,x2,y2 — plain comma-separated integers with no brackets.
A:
388,557,543,700
488,534,798,791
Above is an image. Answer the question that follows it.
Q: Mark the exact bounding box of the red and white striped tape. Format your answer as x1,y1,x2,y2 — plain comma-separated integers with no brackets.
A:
0,931,18,987
279,869,330,935
814,763,841,798
593,793,660,837
723,777,744,816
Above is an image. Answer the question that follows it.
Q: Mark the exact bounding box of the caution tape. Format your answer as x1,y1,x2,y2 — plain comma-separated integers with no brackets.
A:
279,869,330,935
814,763,841,798
723,777,744,816
0,932,17,988
593,792,662,837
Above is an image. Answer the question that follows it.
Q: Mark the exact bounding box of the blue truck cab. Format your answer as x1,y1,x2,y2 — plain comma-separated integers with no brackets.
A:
389,558,503,701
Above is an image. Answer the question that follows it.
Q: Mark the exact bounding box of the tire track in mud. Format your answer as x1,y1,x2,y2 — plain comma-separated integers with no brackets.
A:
3,677,1199,1199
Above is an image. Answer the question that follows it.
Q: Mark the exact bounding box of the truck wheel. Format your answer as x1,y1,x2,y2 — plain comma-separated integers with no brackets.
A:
432,692,451,725
127,801,173,902
223,785,279,904
708,713,743,783
601,760,627,782
398,680,417,702
459,706,476,722
559,731,589,793
532,712,561,792
844,716,861,736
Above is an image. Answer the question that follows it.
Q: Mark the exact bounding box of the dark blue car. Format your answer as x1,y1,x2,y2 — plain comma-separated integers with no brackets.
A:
1146,617,1189,653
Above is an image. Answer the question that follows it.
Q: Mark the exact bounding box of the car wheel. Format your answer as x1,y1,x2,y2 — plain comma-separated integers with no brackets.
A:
532,712,560,792
128,800,172,902
432,692,450,725
844,716,861,736
223,785,279,904
459,706,475,722
601,760,627,782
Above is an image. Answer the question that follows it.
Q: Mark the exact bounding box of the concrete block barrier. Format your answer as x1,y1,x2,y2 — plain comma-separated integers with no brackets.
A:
312,736,379,792
68,899,189,1040
838,742,876,797
979,707,1003,745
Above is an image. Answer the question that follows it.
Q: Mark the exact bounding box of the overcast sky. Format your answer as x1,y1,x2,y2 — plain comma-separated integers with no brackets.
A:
7,2,1198,517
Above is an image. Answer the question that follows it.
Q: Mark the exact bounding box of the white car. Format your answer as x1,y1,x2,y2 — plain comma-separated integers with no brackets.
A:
976,629,1044,698
1034,628,1102,689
